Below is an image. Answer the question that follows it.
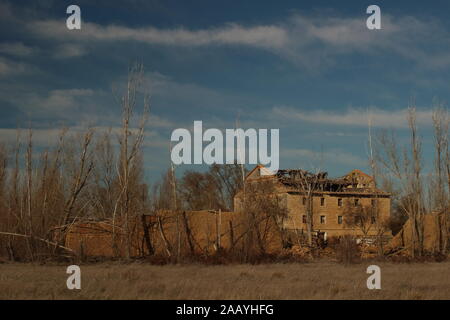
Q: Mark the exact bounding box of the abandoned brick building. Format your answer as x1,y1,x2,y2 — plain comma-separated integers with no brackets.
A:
234,165,391,241
63,165,392,258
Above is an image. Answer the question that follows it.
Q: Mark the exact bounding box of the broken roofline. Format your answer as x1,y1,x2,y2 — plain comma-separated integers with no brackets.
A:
276,170,349,185
285,190,390,197
275,168,373,182
251,165,374,180
244,165,390,195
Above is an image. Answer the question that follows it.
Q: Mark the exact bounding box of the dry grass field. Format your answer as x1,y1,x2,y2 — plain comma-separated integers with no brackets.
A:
1,261,449,300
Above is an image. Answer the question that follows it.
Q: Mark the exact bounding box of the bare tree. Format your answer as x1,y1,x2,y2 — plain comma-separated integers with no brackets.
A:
91,129,118,220
343,201,375,239
115,63,150,259
377,107,425,257
431,107,449,255
277,169,324,247
238,179,288,261
46,128,97,257
0,126,96,261
209,164,245,211
179,170,223,210
152,168,179,211
367,112,391,255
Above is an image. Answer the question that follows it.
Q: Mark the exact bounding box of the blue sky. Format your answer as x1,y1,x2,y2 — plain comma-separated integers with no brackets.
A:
1,0,449,183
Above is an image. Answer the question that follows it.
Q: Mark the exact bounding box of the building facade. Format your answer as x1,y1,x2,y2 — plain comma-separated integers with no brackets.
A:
234,165,391,240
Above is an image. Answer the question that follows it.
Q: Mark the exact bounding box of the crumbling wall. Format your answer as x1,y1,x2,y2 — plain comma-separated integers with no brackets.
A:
65,220,145,258
386,214,449,254
64,210,285,258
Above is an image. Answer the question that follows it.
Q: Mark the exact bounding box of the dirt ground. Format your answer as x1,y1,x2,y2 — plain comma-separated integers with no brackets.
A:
1,261,449,300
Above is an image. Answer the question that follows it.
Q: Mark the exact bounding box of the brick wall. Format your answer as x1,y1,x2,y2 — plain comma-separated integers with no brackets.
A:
283,192,391,238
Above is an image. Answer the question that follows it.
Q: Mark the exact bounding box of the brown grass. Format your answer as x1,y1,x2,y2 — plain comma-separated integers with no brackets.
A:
0,261,449,300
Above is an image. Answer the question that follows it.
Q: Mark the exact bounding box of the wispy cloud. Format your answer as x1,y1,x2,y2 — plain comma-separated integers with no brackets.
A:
25,12,450,70
0,42,37,57
272,106,433,128
26,88,95,112
53,43,86,58
282,147,367,168
30,20,288,50
3,85,176,128
0,57,35,76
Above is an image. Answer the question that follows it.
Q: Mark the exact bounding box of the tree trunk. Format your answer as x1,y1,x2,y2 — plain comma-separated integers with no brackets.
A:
141,215,154,256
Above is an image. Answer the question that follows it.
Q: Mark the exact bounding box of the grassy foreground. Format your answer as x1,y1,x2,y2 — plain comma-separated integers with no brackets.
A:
1,261,449,300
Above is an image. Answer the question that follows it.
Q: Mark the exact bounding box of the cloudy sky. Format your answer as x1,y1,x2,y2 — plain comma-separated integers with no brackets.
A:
1,0,449,182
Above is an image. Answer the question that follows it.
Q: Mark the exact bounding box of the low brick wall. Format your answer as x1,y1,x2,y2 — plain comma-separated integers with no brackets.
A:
65,210,285,258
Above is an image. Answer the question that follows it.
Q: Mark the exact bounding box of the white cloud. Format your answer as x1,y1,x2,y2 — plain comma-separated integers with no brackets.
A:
30,20,288,50
147,114,176,129
0,42,36,56
4,88,101,124
31,88,95,111
0,125,170,149
274,14,448,69
53,43,86,58
0,57,32,76
26,13,450,69
0,72,179,129
282,147,367,168
272,106,433,128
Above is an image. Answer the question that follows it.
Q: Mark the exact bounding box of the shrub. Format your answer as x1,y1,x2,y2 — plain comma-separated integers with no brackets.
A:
334,236,360,265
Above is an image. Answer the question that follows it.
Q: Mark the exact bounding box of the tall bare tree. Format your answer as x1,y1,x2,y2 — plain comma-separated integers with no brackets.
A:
277,168,324,247
116,63,150,259
377,107,425,257
431,107,449,254
239,179,288,261
209,163,245,211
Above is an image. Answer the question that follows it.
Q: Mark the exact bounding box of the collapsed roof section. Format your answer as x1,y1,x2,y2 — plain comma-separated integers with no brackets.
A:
276,169,352,192
243,165,389,196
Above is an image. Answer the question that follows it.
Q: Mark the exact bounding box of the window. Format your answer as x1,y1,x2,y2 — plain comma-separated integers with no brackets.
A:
371,199,376,207
338,198,343,207
302,215,306,224
320,215,326,224
302,197,306,206
354,198,360,206
320,197,325,206
355,216,361,224
338,216,343,224
371,216,376,224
